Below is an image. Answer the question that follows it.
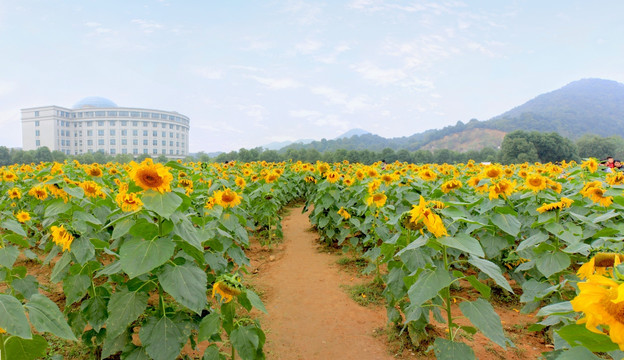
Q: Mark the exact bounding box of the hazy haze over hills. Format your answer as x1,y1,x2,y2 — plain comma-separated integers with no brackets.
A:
278,78,624,153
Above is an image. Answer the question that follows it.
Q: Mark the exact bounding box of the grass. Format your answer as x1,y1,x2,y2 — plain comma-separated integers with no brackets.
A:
44,334,94,360
336,256,369,273
344,279,385,307
376,323,438,358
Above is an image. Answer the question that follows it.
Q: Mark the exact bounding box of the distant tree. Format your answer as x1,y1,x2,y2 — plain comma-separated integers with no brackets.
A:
380,148,397,163
35,146,53,163
156,154,168,163
576,134,622,160
500,131,539,164
0,146,10,166
413,150,433,164
51,150,66,162
114,154,134,164
136,154,152,162
395,149,412,163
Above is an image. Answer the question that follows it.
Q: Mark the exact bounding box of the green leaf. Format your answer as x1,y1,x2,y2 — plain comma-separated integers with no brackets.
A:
459,299,511,349
555,347,601,360
536,301,573,317
71,237,95,265
26,294,77,340
62,273,90,306
557,323,620,352
12,276,39,300
81,295,108,332
158,262,207,314
120,237,175,278
1,218,27,237
245,290,267,314
438,234,484,257
139,315,189,360
50,252,71,283
536,251,570,278
520,279,552,303
0,246,20,268
468,257,513,293
466,275,491,299
203,344,226,360
5,233,29,247
407,267,453,307
44,199,72,218
124,347,151,360
0,294,32,339
141,190,183,219
106,288,149,338
231,325,263,360
433,338,476,360
4,334,48,360
490,213,521,237
73,211,102,225
198,312,221,342
112,218,134,239
102,329,129,359
517,232,549,252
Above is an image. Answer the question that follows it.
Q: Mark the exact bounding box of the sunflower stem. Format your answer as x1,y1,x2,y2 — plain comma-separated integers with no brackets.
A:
157,215,163,237
0,333,6,360
442,245,454,341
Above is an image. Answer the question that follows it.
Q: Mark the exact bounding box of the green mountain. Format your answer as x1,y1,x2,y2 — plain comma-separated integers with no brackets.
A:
281,78,624,153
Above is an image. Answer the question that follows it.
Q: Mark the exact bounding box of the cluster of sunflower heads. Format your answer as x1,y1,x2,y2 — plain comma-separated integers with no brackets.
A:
212,273,245,304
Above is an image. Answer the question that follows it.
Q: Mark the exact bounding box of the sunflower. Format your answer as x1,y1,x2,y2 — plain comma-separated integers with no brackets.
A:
440,179,462,193
337,207,351,220
380,173,397,185
366,192,387,207
582,186,613,207
368,179,381,194
325,171,340,183
28,186,48,200
366,167,379,178
116,192,143,212
7,188,21,199
482,165,503,179
211,274,243,304
213,188,242,208
86,164,103,177
3,171,17,182
178,178,193,194
234,176,246,189
581,158,599,173
342,176,354,186
79,181,104,198
50,225,74,252
15,211,30,223
304,176,316,184
571,270,624,350
355,169,365,181
205,197,216,210
607,172,624,186
418,169,437,181
536,197,574,213
524,174,548,192
427,200,446,209
264,171,280,183
129,159,173,193
409,196,447,238
488,179,516,200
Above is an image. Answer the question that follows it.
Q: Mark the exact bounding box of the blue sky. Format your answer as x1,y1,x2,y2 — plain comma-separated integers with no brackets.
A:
1,1,623,153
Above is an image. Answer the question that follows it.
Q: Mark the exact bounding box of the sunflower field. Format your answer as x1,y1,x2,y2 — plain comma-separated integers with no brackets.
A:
1,157,624,359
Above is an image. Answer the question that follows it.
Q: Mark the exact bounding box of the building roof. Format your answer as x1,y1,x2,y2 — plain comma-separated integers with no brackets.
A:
72,96,118,109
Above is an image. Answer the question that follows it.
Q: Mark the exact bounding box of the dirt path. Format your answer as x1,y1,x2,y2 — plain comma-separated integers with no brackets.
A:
252,207,395,360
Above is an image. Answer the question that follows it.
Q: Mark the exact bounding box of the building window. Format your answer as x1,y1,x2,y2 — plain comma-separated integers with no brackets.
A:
176,133,179,138
87,130,93,136
133,130,138,136
109,120,116,126
132,121,138,126
142,121,148,127
87,140,93,145
95,111,105,116
122,148,127,154
152,122,158,128
36,140,40,146
153,140,157,146
161,131,166,137
162,140,166,146
35,130,40,136
162,149,166,154
143,149,148,154
141,112,150,118
142,130,147,136
110,130,115,136
119,111,129,117
153,131,157,137
98,139,104,145
98,130,104,136
121,120,127,126
133,149,138,155
170,141,173,146
143,140,148,145
35,120,40,126
151,113,159,119
34,111,39,117
131,112,140,117
176,142,179,147
98,121,104,126
110,139,116,145
121,130,127,136
108,111,118,116
153,149,158,154
122,139,127,145
110,149,116,155
87,121,93,126
169,132,173,138
161,123,166,128
170,150,173,155
133,139,138,145
169,124,174,129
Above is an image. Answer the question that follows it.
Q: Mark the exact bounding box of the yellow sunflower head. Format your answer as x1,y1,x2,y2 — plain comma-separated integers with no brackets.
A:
15,211,30,223
129,158,173,193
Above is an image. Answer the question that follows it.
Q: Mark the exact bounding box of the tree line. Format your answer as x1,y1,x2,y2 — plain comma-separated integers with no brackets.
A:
2,131,623,166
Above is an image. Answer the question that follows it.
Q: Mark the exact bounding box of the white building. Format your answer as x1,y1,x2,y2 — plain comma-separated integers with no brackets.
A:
21,97,190,158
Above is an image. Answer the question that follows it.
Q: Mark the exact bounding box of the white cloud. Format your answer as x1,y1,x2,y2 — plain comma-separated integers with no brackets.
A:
311,114,350,131
241,39,274,51
281,0,324,25
289,109,322,118
131,19,164,34
310,86,371,113
351,62,406,85
238,104,268,127
295,39,323,54
192,67,223,80
84,21,113,35
250,76,302,89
